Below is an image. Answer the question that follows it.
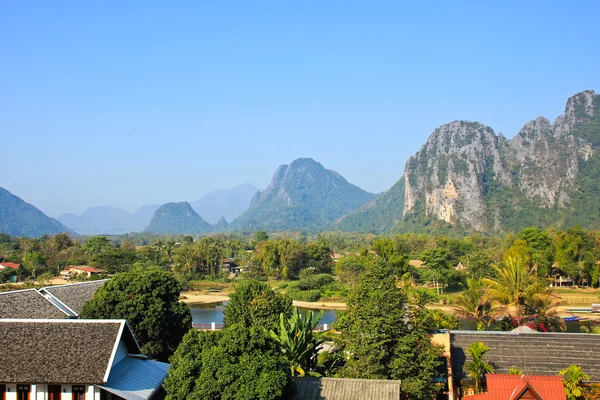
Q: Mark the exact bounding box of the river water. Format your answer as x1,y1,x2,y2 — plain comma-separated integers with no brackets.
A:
189,302,586,333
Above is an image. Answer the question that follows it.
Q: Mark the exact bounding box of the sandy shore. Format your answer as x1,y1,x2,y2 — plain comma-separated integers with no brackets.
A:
181,292,348,310
181,293,231,305
182,292,596,317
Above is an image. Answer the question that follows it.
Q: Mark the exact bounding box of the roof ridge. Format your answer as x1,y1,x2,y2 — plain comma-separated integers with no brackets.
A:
42,278,109,290
0,288,38,295
0,318,127,323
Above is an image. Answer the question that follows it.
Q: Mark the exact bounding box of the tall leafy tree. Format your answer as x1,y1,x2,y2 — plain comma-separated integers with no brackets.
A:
335,261,443,399
81,268,192,361
453,278,493,330
164,325,293,400
223,280,292,329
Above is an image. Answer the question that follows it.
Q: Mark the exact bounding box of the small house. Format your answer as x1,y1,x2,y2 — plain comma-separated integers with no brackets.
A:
60,266,106,280
0,262,21,270
0,319,169,400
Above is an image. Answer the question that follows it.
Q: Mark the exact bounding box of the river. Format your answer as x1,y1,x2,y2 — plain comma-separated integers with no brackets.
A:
189,302,587,333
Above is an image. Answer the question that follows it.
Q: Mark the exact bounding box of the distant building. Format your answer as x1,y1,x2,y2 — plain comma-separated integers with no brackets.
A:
409,259,424,269
60,265,106,280
331,253,343,262
0,262,20,270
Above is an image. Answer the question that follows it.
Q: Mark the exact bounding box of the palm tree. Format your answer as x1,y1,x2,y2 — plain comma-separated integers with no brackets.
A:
453,278,493,330
269,307,324,376
483,256,546,316
465,342,494,394
526,290,565,332
559,364,590,400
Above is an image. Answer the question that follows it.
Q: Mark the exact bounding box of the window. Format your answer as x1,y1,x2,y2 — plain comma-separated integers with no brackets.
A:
72,385,86,400
17,385,29,400
48,385,61,400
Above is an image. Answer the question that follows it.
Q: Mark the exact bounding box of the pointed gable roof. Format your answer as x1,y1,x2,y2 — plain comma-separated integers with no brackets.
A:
464,374,566,400
41,279,107,315
0,319,141,384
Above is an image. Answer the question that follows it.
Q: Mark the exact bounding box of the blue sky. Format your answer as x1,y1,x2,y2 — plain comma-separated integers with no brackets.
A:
1,1,599,217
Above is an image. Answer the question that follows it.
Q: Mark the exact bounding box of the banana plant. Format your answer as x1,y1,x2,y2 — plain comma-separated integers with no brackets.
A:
269,307,324,376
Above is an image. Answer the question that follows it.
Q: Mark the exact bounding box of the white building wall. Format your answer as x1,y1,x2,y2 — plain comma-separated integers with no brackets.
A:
86,385,95,400
5,384,16,400
62,385,73,400
34,384,45,400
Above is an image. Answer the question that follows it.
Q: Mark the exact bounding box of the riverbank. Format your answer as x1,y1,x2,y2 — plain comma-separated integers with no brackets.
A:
181,292,348,310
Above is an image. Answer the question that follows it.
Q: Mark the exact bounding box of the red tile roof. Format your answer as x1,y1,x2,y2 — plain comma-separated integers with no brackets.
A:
464,374,566,400
65,265,105,273
0,262,21,269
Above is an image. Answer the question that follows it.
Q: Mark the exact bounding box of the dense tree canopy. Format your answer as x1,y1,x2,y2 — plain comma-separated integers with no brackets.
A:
335,261,444,399
80,268,192,361
223,280,292,329
164,325,293,400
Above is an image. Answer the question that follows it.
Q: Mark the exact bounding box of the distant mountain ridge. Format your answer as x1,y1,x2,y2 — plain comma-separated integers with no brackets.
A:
0,187,71,237
190,183,260,224
338,90,600,233
146,202,213,234
229,158,377,231
59,205,147,235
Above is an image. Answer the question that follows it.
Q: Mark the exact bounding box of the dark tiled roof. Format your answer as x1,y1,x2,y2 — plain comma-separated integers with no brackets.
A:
0,320,123,384
450,331,600,381
0,289,69,319
294,378,401,400
42,280,107,315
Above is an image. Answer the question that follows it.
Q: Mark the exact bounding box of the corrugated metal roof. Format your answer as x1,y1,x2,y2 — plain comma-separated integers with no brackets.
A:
294,377,401,400
450,331,600,381
98,357,170,400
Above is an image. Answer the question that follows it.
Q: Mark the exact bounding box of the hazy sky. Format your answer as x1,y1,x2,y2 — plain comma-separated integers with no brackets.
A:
2,1,599,218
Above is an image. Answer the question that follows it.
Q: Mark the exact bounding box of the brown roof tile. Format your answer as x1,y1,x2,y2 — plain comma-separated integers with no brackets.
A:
0,289,69,319
0,319,124,384
42,280,107,315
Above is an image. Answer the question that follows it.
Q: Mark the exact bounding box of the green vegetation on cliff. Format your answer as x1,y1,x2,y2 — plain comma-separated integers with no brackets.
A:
146,201,213,234
0,187,70,237
230,158,376,231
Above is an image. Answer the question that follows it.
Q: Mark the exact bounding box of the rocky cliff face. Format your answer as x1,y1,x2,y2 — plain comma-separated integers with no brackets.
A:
339,90,600,233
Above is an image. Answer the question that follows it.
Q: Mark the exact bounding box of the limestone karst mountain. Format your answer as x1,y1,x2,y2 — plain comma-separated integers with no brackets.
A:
146,202,213,234
338,90,600,233
229,158,377,231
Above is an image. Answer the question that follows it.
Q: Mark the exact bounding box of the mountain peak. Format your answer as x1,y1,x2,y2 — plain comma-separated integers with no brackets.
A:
0,187,71,237
229,158,376,231
146,201,212,234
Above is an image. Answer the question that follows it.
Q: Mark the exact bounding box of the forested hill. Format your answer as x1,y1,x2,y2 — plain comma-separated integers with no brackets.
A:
228,158,377,231
0,187,71,237
146,201,213,234
337,90,600,233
